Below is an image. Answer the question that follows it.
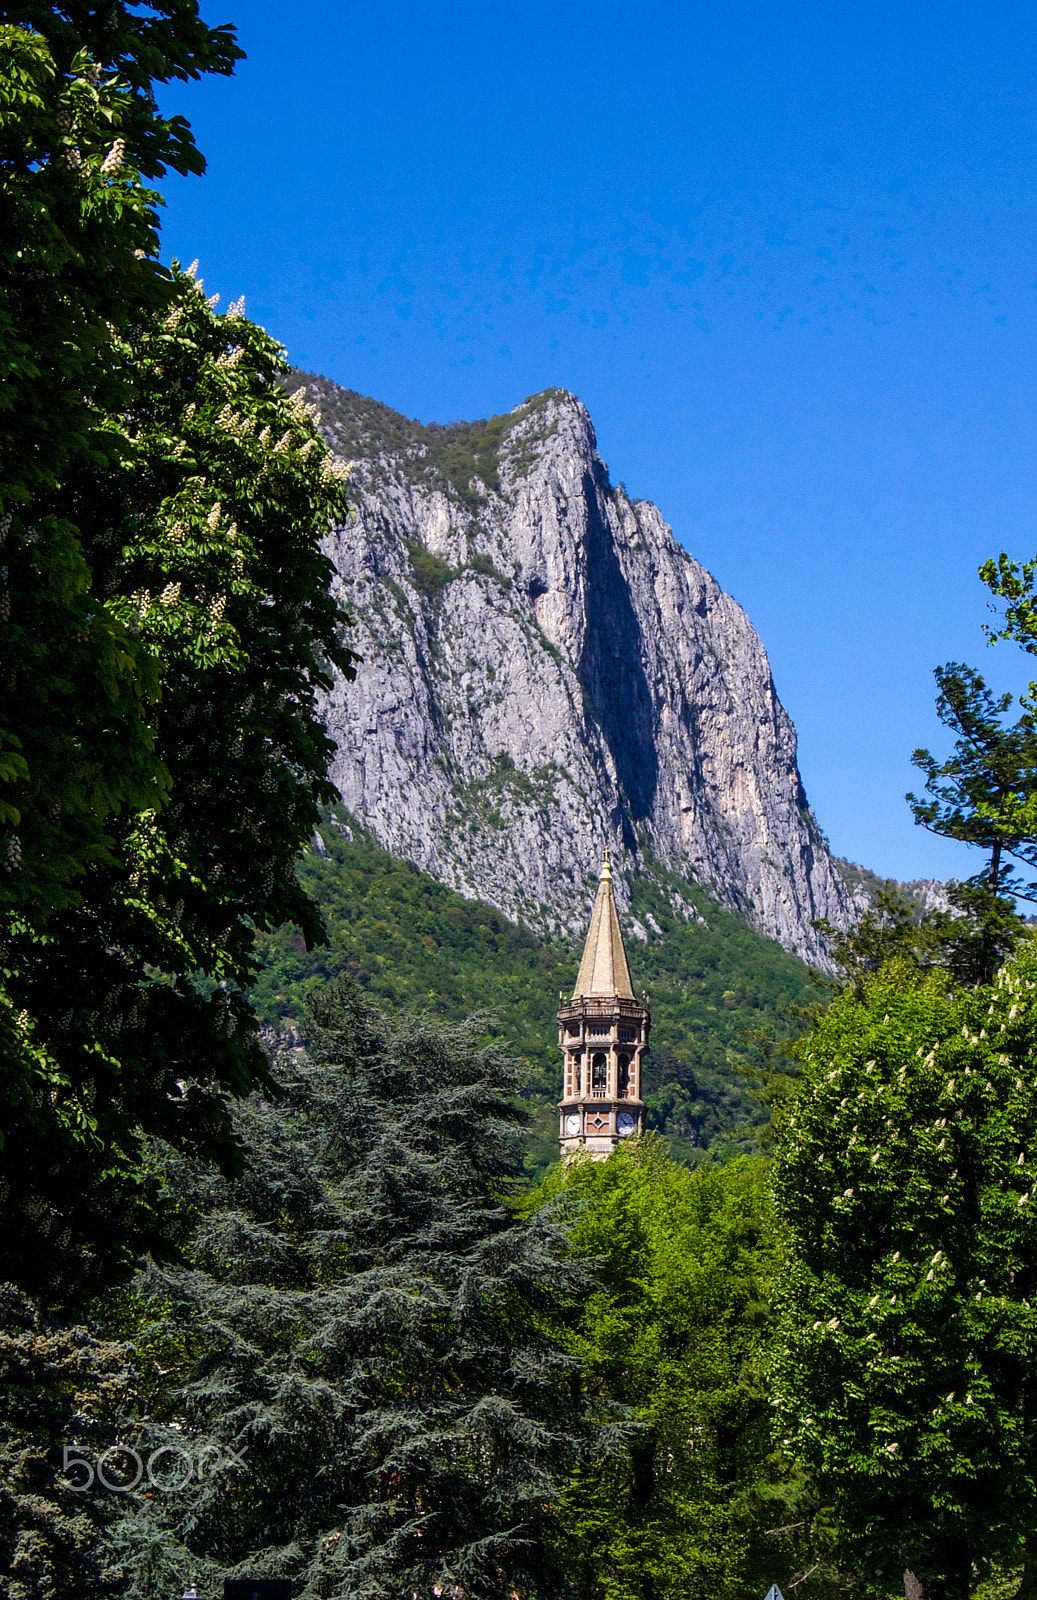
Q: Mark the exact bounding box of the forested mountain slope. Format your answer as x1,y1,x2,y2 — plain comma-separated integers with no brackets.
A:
254,811,818,1173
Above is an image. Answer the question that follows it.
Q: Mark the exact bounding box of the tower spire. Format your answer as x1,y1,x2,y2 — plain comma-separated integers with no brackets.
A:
572,850,634,1001
557,851,649,1158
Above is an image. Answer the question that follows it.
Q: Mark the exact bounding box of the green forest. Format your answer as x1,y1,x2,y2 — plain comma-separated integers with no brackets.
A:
8,7,1037,1600
252,808,819,1173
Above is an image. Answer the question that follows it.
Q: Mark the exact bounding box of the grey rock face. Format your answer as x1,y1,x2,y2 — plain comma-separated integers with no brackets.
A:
309,378,858,965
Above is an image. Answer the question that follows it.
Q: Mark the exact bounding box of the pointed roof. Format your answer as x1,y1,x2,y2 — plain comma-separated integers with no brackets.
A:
572,850,635,1000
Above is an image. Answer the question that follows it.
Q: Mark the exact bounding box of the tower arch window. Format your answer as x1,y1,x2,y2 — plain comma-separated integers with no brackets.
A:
617,1053,630,1097
591,1052,607,1092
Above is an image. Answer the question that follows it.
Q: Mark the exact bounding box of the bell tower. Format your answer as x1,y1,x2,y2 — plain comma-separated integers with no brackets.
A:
558,851,649,1157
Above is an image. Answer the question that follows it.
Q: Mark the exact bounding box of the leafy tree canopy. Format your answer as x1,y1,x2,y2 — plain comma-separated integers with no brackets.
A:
0,2,242,905
1,267,356,1306
0,2,358,1305
773,943,1037,1600
530,1141,824,1600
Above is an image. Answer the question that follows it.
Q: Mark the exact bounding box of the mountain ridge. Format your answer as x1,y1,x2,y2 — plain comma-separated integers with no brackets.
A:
302,373,863,966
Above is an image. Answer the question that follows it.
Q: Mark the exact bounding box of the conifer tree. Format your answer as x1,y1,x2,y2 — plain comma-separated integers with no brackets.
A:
120,980,599,1598
907,664,1037,983
813,882,951,998
0,1284,138,1600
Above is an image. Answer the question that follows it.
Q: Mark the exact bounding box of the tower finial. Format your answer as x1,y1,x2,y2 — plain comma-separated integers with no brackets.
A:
572,847,630,999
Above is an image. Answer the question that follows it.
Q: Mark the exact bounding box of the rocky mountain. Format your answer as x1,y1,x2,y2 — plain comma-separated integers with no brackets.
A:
835,860,952,918
303,375,861,967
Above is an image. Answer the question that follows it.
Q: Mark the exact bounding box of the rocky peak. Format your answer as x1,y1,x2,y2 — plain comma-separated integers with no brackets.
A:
303,373,859,966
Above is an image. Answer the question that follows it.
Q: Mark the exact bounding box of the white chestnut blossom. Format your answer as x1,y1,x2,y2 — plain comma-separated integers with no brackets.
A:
101,137,125,174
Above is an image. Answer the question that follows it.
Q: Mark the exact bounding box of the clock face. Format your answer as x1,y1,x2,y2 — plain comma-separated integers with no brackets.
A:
617,1112,636,1137
564,1112,581,1136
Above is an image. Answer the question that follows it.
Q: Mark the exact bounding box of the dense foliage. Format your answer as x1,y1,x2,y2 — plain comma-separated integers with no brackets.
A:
0,7,356,1308
0,1,238,909
0,1285,138,1600
533,1143,808,1600
773,942,1037,1600
1,268,355,1306
97,980,603,1599
253,811,819,1170
3,1006,830,1600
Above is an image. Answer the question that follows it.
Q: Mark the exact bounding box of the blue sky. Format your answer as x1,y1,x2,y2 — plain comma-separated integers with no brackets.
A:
159,0,1037,885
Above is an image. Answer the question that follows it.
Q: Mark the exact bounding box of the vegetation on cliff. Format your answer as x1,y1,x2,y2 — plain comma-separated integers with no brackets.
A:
293,370,570,507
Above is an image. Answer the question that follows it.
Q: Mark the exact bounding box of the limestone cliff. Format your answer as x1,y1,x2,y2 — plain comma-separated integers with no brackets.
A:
305,377,859,966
